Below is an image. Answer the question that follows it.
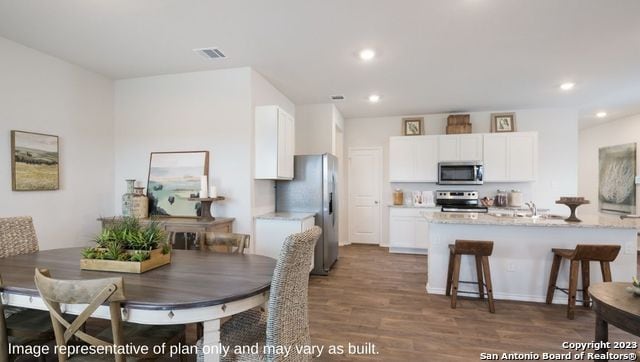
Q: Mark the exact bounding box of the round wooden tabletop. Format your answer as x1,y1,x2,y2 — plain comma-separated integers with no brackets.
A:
589,282,640,338
0,247,276,310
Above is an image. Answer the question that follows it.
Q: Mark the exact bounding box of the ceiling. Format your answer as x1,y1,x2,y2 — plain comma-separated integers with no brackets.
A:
0,0,639,126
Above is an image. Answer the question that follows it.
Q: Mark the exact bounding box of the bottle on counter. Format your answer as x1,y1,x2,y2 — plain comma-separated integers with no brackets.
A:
393,189,404,206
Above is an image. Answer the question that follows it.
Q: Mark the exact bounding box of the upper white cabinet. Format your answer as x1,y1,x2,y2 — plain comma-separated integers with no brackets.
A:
389,136,438,182
389,132,538,183
483,132,538,182
438,134,483,161
255,106,295,180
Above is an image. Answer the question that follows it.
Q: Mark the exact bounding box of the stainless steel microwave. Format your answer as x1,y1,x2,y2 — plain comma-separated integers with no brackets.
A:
438,161,484,185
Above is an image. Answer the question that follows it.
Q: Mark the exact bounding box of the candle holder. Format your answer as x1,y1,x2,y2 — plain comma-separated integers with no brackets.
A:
188,196,226,221
555,197,590,223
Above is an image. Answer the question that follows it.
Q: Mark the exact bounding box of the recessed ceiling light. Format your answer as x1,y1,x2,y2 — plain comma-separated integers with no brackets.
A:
596,111,607,118
359,49,376,61
368,94,380,103
560,82,575,91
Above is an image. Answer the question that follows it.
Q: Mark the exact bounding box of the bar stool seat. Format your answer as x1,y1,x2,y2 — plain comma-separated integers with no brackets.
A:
546,244,621,319
446,239,495,313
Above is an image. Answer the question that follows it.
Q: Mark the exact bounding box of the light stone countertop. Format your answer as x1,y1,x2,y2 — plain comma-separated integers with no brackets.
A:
255,212,316,221
421,211,640,230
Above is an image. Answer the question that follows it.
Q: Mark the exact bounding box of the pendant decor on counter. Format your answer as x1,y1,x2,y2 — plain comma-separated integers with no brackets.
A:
556,197,590,223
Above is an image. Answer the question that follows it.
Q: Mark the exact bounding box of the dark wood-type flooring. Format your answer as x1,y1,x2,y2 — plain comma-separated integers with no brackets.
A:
307,244,640,361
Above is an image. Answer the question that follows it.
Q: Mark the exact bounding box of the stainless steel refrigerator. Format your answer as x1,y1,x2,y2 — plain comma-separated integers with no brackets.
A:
276,154,338,275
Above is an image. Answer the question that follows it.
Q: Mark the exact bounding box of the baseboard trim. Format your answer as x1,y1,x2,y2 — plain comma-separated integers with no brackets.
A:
389,247,428,255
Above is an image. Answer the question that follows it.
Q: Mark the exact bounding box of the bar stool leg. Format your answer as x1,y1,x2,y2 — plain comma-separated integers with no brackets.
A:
481,256,495,313
475,255,484,300
446,250,454,296
567,260,579,319
450,254,461,309
546,254,562,304
600,261,612,282
581,260,591,308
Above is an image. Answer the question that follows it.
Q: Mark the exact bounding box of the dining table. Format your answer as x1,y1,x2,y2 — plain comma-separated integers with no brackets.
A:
589,282,640,362
0,247,276,362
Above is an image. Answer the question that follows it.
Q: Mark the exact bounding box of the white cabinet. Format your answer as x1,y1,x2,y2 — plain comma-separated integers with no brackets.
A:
389,136,438,182
483,132,538,182
438,134,483,161
255,215,316,271
255,106,295,180
389,208,431,254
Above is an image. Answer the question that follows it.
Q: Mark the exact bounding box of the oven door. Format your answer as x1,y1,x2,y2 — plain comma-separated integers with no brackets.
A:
438,162,484,185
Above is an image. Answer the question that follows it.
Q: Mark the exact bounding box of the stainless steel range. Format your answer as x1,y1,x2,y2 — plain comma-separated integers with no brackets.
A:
436,190,488,213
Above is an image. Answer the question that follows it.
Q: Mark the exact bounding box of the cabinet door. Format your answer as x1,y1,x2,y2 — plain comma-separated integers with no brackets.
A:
459,134,483,161
438,136,459,161
483,134,508,181
508,132,537,181
414,136,439,182
414,218,429,249
389,137,415,181
389,216,416,248
276,109,294,179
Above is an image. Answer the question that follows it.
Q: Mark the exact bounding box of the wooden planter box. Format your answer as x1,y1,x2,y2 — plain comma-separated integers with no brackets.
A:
80,248,171,274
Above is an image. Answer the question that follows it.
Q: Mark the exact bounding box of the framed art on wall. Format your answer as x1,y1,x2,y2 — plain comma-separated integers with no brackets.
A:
599,143,636,214
11,130,59,191
491,113,516,132
147,151,209,217
403,117,423,136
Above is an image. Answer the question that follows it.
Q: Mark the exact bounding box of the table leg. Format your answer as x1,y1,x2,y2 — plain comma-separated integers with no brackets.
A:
202,319,222,362
595,315,608,362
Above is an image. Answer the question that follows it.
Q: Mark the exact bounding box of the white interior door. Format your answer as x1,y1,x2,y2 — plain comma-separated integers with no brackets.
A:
348,147,382,245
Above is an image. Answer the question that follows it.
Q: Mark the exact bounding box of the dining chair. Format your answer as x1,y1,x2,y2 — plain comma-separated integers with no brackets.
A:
202,232,249,254
34,268,186,361
196,226,322,362
0,216,59,361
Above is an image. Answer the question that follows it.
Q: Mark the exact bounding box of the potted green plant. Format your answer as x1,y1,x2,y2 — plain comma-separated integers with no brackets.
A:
81,217,171,273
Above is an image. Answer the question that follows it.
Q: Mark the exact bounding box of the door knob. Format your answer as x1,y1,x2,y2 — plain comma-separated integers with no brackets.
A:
374,201,379,204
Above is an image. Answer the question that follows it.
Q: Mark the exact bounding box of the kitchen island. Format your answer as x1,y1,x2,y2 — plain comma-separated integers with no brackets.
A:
423,212,638,303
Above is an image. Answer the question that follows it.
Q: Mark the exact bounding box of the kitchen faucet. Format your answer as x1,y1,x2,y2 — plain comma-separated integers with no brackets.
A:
525,201,538,217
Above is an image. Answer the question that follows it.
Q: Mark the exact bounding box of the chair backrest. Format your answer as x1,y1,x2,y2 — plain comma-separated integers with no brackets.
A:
265,226,322,362
202,232,249,254
572,244,621,262
0,217,39,258
34,268,126,362
453,239,494,256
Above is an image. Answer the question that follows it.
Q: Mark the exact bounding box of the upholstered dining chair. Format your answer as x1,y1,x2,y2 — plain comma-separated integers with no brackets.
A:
34,268,186,361
196,226,322,362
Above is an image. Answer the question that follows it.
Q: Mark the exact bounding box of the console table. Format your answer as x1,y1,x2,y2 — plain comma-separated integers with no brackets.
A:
98,217,235,250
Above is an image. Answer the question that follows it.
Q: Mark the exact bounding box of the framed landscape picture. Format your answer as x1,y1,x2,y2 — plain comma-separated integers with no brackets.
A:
147,151,209,217
11,130,59,191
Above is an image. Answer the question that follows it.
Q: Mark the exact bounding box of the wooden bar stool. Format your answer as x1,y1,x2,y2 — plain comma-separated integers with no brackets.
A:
545,244,621,319
446,239,495,313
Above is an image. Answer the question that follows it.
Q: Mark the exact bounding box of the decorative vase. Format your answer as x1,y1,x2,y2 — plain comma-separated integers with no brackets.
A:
122,179,136,217
132,186,149,219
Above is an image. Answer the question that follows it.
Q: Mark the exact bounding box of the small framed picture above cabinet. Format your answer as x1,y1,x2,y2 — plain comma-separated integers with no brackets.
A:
491,112,516,132
403,117,424,136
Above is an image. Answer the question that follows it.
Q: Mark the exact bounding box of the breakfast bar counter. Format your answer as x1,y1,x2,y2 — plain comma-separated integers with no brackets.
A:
422,212,638,303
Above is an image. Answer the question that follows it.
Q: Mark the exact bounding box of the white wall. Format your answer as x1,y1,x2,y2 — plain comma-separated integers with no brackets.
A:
0,36,114,249
579,114,640,215
345,108,579,246
250,70,295,218
114,68,254,234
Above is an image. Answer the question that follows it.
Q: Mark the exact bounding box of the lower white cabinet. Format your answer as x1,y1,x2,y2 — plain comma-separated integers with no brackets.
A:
255,214,316,271
389,208,431,254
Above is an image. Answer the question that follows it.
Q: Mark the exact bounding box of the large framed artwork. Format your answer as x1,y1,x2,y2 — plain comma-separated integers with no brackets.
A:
147,151,209,217
599,143,636,214
11,130,59,191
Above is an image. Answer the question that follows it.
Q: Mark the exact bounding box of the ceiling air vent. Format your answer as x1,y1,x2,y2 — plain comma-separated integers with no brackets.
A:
194,47,227,59
330,95,345,101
